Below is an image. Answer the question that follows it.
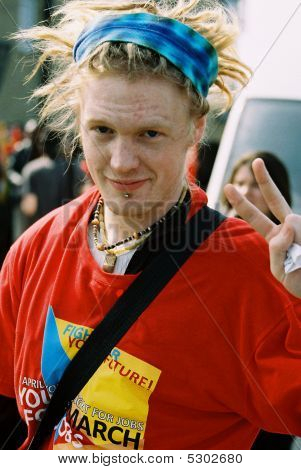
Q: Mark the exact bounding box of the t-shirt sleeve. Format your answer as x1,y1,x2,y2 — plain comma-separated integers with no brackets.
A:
210,218,301,436
0,248,19,397
241,295,301,436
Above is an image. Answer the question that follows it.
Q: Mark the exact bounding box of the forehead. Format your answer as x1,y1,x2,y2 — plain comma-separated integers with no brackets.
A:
79,73,191,128
234,164,254,180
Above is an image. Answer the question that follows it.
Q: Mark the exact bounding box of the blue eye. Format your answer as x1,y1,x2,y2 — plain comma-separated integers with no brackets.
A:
97,126,111,134
145,130,158,138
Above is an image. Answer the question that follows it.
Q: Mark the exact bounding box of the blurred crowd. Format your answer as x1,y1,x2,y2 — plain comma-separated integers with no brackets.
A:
0,119,93,267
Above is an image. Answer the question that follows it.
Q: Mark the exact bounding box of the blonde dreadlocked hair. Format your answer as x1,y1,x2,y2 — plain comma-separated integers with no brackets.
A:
14,0,251,152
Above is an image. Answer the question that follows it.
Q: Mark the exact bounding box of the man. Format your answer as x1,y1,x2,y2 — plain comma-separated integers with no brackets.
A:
1,0,301,450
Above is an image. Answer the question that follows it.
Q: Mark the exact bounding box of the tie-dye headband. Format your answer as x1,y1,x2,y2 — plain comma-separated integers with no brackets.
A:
73,12,218,97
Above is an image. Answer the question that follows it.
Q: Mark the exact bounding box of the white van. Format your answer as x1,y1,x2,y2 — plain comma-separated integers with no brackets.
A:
206,0,301,213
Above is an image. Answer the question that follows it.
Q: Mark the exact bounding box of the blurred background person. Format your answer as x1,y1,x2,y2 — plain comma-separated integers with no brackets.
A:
223,151,292,224
20,129,85,229
9,119,40,175
223,150,293,450
0,161,22,267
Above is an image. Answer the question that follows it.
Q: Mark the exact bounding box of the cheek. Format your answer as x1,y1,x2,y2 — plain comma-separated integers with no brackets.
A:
159,160,187,190
253,190,269,210
253,189,265,201
82,135,107,169
154,148,187,177
82,149,108,188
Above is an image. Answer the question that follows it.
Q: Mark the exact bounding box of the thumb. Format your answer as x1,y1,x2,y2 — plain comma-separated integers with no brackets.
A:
269,223,294,280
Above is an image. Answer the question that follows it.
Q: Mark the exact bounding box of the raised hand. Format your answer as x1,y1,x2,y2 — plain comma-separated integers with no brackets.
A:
224,158,301,298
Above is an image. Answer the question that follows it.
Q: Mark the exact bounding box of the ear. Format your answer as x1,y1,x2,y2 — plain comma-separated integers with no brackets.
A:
192,115,206,145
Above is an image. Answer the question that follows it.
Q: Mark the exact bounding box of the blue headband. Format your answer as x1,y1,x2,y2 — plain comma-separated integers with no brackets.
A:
73,12,218,97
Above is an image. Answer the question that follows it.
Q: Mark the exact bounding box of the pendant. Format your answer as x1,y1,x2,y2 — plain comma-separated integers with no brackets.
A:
103,253,117,273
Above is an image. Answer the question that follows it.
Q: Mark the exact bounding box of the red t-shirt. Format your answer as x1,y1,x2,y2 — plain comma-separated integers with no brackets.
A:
1,186,301,450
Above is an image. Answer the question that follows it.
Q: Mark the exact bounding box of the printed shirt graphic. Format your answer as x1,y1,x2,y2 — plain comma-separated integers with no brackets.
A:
41,306,161,450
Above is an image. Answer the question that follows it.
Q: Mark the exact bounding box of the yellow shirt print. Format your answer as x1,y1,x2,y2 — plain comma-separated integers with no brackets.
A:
54,347,161,450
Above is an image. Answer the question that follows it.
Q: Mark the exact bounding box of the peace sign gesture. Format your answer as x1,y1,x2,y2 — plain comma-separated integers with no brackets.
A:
224,158,301,298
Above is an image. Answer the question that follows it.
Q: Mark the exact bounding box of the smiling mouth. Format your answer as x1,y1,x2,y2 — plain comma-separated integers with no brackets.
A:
108,178,149,191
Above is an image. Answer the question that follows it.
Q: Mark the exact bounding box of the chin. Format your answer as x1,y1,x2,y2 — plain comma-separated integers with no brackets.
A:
104,197,149,218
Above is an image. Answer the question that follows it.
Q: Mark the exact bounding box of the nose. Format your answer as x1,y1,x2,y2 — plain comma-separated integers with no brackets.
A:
244,184,253,199
110,137,140,173
236,184,249,197
245,184,258,203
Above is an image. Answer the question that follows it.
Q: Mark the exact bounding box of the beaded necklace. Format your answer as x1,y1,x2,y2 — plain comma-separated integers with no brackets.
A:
91,186,187,273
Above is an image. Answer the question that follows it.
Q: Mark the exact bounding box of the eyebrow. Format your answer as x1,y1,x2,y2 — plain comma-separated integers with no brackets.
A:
85,117,171,130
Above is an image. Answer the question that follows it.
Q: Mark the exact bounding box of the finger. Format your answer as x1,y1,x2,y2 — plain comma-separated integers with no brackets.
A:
283,213,301,245
252,158,292,223
224,183,276,240
269,222,295,281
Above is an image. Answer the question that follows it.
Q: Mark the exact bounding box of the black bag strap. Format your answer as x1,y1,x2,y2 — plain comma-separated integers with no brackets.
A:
28,205,225,449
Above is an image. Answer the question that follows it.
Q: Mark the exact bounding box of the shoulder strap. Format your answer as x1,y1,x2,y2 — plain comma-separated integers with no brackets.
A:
28,205,225,449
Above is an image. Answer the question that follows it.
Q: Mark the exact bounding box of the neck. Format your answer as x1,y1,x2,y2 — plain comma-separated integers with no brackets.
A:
103,185,186,245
